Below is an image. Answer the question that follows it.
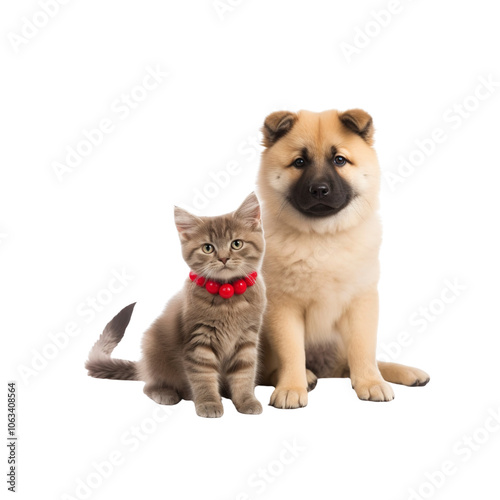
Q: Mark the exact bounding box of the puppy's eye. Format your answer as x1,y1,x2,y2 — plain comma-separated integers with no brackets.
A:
293,158,306,168
231,240,243,250
334,155,347,167
202,244,214,254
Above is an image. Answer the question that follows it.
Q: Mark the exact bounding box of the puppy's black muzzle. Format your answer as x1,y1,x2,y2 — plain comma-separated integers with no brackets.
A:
291,167,353,218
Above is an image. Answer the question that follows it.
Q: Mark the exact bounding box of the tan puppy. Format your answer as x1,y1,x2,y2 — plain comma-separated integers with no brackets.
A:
257,109,430,408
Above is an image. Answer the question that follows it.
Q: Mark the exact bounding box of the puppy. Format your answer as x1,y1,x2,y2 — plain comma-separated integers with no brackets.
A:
256,109,430,408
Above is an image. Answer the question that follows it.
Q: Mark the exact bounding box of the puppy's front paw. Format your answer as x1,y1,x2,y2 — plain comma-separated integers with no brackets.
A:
270,387,308,409
353,379,394,402
195,402,224,418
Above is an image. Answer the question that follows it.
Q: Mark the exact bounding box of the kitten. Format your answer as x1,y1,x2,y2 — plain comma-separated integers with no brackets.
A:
85,193,266,418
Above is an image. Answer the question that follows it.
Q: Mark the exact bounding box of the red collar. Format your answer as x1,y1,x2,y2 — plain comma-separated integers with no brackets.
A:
189,271,258,299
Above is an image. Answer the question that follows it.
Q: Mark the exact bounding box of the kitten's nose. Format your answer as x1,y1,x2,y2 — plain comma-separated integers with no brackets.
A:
219,258,229,265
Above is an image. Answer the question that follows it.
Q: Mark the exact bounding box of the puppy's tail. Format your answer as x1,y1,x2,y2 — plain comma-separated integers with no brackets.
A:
85,302,139,381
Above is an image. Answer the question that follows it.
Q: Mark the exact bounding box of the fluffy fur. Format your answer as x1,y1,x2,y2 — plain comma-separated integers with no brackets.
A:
86,193,267,418
256,109,430,408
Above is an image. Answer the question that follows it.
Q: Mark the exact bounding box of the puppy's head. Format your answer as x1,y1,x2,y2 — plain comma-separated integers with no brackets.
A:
258,109,380,233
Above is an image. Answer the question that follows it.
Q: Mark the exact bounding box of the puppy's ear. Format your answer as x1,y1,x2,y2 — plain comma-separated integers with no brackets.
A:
339,109,374,145
233,192,261,229
174,206,203,241
262,111,297,147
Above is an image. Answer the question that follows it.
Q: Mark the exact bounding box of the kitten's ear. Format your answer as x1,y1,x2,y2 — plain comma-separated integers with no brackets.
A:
233,192,261,229
174,206,203,241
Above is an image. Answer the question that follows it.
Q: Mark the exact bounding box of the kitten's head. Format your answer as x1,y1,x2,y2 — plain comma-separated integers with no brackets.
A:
174,193,264,282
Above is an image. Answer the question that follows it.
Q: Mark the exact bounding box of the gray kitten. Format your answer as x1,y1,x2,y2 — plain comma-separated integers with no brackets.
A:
85,193,266,418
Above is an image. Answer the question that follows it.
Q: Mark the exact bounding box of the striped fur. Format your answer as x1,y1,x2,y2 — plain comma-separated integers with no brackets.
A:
85,193,267,418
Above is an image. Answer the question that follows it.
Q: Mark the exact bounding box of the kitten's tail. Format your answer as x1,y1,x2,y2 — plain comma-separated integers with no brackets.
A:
85,302,139,381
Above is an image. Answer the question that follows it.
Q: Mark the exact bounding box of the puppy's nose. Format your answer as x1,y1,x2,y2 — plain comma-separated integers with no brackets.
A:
219,258,229,265
309,183,330,199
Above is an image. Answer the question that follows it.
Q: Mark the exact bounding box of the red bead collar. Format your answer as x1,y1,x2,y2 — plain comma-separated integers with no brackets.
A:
189,271,258,299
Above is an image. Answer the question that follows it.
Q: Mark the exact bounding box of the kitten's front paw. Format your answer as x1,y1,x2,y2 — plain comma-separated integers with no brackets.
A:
235,398,263,415
195,402,224,418
269,387,308,409
353,379,394,402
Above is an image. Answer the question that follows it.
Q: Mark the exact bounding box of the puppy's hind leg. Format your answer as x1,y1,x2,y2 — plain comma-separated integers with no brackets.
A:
306,369,318,392
378,361,430,387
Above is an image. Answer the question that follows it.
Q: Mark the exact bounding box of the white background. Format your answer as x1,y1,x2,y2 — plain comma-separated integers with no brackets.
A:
2,1,500,499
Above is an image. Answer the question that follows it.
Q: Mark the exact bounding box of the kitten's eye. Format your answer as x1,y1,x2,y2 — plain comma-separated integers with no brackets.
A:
231,240,243,250
334,155,347,167
202,244,214,254
293,158,305,168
